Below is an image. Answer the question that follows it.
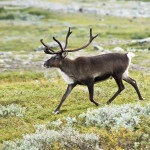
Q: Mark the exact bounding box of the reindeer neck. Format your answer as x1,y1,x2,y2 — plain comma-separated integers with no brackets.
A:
59,57,75,74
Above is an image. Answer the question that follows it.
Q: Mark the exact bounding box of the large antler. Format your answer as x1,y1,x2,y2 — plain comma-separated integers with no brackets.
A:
40,27,98,54
64,27,72,50
40,39,57,54
65,28,98,52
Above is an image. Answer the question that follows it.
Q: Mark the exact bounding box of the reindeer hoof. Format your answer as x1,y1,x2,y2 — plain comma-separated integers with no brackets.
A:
106,101,111,105
53,110,60,114
139,97,145,100
95,102,99,106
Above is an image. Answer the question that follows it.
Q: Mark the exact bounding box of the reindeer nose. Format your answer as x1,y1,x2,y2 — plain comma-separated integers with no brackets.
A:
44,62,47,67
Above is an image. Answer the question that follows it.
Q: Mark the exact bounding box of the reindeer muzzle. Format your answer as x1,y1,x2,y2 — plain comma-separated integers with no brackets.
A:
44,61,49,68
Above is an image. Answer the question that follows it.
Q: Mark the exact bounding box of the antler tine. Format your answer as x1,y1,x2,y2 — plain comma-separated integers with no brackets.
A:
89,28,98,42
53,37,64,53
40,39,48,47
65,28,98,52
64,27,72,50
40,39,55,54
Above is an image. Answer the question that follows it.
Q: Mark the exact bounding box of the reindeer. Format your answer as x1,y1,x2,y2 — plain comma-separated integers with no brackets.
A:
41,27,144,114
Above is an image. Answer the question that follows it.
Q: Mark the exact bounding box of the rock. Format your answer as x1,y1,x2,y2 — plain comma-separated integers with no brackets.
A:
0,59,5,63
101,50,111,54
113,47,124,52
131,37,150,44
78,8,83,13
93,45,104,51
127,47,136,52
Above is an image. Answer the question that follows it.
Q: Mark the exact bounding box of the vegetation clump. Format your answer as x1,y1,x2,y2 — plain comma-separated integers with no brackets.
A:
79,103,150,130
2,124,101,150
0,104,26,117
2,103,150,150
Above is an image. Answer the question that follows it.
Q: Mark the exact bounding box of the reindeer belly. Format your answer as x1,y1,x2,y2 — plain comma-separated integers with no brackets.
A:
57,69,74,84
94,73,112,82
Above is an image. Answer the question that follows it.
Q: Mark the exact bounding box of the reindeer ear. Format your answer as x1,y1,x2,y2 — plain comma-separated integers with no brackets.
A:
62,52,68,58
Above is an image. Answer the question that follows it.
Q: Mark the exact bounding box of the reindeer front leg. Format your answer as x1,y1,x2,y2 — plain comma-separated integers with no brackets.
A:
87,81,99,106
54,83,77,114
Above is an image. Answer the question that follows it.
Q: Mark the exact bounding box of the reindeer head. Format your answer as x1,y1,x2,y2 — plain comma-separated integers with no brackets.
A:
41,27,98,68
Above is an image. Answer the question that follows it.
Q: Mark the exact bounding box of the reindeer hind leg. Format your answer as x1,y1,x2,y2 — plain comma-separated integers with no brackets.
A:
123,76,144,100
107,75,125,104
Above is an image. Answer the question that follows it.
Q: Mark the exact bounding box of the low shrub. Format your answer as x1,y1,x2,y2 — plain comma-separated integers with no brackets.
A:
0,104,26,117
79,103,150,130
2,103,149,149
2,125,101,150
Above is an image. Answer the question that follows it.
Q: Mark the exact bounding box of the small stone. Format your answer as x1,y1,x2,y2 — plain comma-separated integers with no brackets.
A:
113,47,124,52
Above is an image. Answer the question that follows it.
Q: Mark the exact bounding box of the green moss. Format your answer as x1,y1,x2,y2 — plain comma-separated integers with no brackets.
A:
0,70,149,143
0,71,43,82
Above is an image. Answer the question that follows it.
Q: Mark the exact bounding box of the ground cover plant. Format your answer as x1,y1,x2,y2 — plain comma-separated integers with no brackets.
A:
0,0,150,149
